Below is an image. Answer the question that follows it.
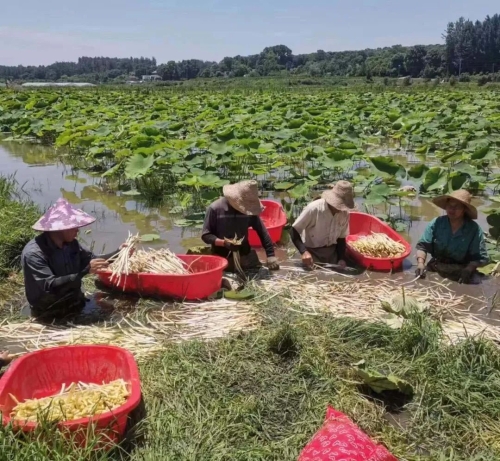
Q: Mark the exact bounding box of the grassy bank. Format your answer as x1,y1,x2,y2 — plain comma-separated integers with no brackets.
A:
0,177,39,314
1,299,500,460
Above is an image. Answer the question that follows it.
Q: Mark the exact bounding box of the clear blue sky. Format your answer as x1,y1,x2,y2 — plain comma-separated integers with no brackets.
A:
0,0,498,66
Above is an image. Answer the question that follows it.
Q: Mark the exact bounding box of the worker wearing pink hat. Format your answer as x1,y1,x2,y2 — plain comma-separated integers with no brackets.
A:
21,198,128,320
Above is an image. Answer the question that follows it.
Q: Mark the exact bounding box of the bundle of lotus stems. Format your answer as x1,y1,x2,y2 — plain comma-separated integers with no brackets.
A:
107,232,189,283
350,233,406,258
224,234,245,275
10,379,130,423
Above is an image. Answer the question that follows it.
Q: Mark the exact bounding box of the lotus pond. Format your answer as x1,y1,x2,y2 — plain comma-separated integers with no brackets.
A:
2,87,500,460
1,87,500,261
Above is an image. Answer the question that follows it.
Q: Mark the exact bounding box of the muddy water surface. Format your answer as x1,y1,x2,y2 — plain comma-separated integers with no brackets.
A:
1,141,499,323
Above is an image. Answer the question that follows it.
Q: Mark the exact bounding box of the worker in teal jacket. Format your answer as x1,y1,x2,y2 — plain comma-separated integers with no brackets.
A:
415,190,488,284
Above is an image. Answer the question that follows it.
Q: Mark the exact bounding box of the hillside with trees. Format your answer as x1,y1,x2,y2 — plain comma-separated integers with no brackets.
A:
1,14,499,83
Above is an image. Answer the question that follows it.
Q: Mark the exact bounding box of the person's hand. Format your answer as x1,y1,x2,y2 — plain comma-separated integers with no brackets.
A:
301,251,313,268
459,266,475,284
267,257,280,271
0,350,13,365
90,258,109,274
224,241,241,253
338,260,347,270
415,262,427,279
120,242,135,256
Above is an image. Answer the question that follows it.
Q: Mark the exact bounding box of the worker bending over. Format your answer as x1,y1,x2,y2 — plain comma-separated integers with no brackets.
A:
201,180,279,272
21,199,129,321
291,181,355,268
415,190,488,284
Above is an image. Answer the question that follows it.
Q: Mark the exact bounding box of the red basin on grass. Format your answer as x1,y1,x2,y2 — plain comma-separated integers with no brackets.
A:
346,212,411,272
248,200,287,247
0,345,141,448
98,254,228,300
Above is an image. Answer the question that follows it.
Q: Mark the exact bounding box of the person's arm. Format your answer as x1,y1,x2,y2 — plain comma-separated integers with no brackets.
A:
24,251,91,295
250,216,275,258
466,226,489,269
336,212,349,263
415,219,437,263
337,239,347,262
290,227,307,254
201,207,227,249
291,206,315,266
290,206,314,255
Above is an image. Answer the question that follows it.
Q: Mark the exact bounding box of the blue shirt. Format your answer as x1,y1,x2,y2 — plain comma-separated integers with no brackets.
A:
416,216,488,265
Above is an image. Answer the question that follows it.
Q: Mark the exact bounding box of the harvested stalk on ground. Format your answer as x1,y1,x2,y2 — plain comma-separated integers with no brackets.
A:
350,233,406,258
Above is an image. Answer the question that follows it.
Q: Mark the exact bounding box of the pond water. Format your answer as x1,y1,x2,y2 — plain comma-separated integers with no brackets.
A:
1,141,499,323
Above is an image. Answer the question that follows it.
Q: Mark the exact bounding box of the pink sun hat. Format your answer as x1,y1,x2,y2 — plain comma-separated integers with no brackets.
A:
33,198,96,232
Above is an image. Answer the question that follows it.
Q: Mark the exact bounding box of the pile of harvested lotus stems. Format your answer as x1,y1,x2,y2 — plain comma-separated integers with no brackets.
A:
10,379,130,423
350,233,406,258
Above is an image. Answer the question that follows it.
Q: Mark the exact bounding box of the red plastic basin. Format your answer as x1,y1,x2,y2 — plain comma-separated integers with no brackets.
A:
248,200,287,247
98,254,228,300
346,212,411,272
0,345,141,447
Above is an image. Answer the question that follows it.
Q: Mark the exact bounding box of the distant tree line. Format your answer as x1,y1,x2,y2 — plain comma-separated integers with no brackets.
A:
1,14,499,83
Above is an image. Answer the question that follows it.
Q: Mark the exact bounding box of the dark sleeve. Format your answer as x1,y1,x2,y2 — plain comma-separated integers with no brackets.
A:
78,245,93,271
0,358,5,369
337,238,346,261
201,207,218,245
415,219,436,255
24,251,90,295
290,226,307,255
251,216,275,258
468,225,489,265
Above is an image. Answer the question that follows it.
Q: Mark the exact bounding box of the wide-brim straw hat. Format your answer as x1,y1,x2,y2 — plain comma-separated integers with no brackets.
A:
33,198,96,231
432,189,478,220
223,180,264,216
322,180,355,212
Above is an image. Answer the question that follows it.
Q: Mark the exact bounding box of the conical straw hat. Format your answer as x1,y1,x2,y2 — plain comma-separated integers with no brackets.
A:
432,189,477,220
223,180,264,216
321,181,355,211
33,198,96,231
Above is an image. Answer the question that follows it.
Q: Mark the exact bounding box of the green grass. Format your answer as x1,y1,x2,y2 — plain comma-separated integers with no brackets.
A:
0,176,39,317
0,176,39,279
2,302,500,460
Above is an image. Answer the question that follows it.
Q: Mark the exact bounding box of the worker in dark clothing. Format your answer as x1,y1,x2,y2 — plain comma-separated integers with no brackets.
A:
21,198,128,321
201,180,279,272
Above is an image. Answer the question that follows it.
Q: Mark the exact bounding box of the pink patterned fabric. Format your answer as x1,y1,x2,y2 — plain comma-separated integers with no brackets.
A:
32,198,96,232
298,407,398,461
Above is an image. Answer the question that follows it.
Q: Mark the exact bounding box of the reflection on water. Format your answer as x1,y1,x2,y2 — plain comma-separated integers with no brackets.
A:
0,142,198,254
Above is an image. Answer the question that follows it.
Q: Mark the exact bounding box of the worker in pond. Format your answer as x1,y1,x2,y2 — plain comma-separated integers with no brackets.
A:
415,190,489,284
200,180,280,272
21,199,130,321
291,181,355,268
